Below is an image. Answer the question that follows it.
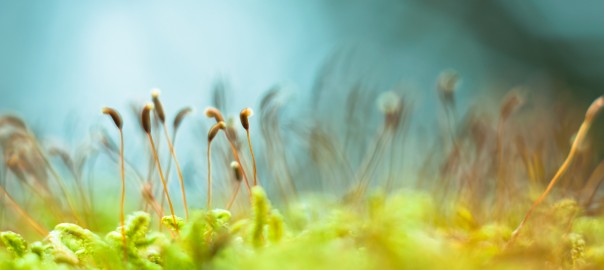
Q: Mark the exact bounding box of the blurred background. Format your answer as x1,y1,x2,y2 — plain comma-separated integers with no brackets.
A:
0,0,604,228
1,0,603,203
1,0,603,136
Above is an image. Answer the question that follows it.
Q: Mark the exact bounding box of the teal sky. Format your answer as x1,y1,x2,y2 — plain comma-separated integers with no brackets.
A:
1,1,602,141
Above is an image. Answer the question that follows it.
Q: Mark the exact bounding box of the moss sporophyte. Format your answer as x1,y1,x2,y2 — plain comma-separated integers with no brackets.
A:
0,84,603,269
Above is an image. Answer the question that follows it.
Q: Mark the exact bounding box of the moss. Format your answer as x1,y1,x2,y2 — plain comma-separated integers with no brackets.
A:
2,189,604,269
0,231,28,258
161,215,185,233
268,210,284,244
251,186,270,248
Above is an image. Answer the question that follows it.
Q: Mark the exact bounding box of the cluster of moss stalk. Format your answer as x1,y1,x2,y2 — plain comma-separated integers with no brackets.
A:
0,185,282,269
0,85,603,269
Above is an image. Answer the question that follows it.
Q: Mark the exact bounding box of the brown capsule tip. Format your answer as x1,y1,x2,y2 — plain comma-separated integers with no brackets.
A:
230,161,242,181
173,107,193,130
151,88,161,98
141,103,154,134
0,115,28,131
226,121,239,142
204,107,225,123
48,146,74,168
101,107,123,129
586,96,604,123
208,121,226,142
500,90,524,120
437,70,459,100
376,92,401,115
240,108,253,130
151,89,166,123
141,183,155,202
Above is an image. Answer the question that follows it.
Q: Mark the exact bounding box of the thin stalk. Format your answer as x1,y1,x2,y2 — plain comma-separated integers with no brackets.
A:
34,143,85,225
224,133,252,200
146,133,178,231
0,185,48,236
207,146,212,209
354,126,389,197
583,161,604,207
510,120,594,243
246,130,258,186
161,123,189,220
226,181,242,210
119,130,126,260
206,121,226,210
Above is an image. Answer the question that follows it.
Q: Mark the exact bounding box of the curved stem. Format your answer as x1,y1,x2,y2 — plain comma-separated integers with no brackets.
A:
146,133,178,233
34,143,85,225
246,130,258,186
207,145,212,209
0,185,47,236
224,133,252,200
226,182,241,210
510,121,592,243
119,130,126,260
162,123,188,220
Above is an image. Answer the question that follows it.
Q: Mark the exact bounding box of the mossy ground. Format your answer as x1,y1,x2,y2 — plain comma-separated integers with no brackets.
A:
1,186,603,269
